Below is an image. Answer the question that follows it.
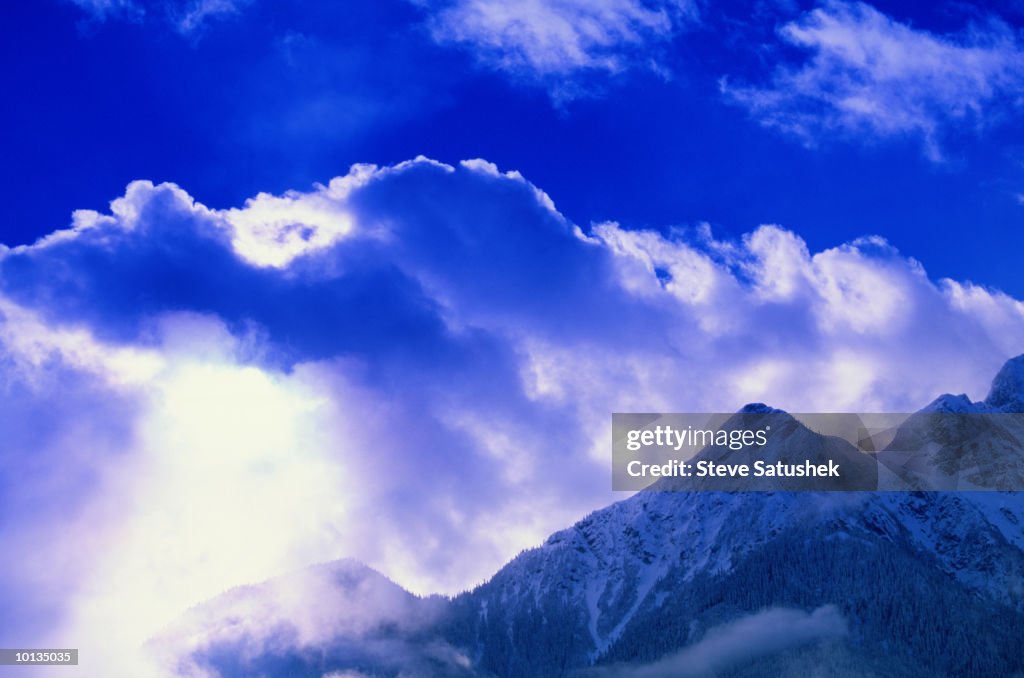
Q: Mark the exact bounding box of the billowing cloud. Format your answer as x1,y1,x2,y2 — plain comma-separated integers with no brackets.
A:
722,1,1024,160
425,0,697,99
586,605,848,677
0,157,1022,674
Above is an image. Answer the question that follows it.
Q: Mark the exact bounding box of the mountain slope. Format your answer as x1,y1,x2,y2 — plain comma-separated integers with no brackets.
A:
445,489,1024,677
443,355,1024,676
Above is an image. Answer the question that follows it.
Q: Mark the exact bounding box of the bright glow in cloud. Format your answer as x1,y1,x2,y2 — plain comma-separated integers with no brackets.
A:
0,307,356,676
0,157,1022,675
722,1,1024,160
224,189,355,268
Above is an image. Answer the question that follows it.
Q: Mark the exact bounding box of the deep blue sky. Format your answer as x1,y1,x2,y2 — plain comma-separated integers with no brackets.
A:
3,0,1024,294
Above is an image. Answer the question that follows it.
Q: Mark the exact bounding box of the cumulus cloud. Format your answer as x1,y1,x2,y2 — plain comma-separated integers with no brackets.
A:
722,1,1024,160
426,0,697,99
586,605,848,677
0,156,1022,675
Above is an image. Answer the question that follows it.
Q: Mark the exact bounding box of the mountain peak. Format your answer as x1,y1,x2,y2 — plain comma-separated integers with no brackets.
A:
985,354,1024,413
920,393,983,413
738,402,784,414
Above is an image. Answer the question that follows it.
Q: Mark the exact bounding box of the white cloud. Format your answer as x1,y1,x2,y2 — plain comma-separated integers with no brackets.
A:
723,1,1024,160
176,0,247,34
594,221,726,306
588,605,847,677
427,0,696,98
0,295,164,387
25,176,356,269
741,224,812,301
943,278,1024,357
581,220,1023,411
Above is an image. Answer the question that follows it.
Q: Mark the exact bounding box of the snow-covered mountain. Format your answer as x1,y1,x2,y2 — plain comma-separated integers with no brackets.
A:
451,485,1024,677
986,354,1024,414
878,354,1024,490
661,406,881,491
151,559,477,677
157,356,1024,677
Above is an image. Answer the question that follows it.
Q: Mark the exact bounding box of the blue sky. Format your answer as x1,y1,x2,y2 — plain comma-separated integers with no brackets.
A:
2,1,1024,675
5,0,1024,294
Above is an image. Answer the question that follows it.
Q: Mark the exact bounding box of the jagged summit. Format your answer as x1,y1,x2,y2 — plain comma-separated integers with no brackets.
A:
920,393,981,413
986,354,1024,413
737,402,785,414
919,354,1024,414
